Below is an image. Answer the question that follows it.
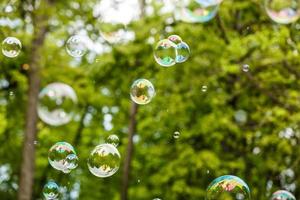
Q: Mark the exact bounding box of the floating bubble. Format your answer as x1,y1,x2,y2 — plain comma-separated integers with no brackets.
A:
48,142,78,173
177,0,220,23
206,175,251,200
43,181,59,200
154,39,176,67
202,85,208,92
1,37,22,58
271,190,296,200
242,64,250,72
130,79,155,105
175,42,190,63
106,134,120,147
38,82,77,126
87,143,121,178
168,35,183,45
173,131,180,139
265,0,300,24
65,35,88,58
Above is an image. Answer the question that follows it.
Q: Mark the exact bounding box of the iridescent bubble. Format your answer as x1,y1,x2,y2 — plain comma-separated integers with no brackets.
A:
206,175,251,200
242,64,250,72
65,35,88,58
265,0,300,24
168,35,183,45
173,131,180,139
175,42,190,63
43,181,59,200
1,37,22,58
48,142,78,173
38,82,77,126
271,190,296,200
177,0,220,23
130,79,155,105
106,134,120,147
154,39,176,67
87,143,121,178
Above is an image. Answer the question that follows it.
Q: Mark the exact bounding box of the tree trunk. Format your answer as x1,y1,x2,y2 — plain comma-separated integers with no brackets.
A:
17,2,53,199
121,102,138,200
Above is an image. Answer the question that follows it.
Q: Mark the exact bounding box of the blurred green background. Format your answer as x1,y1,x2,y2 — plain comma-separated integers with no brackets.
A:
0,0,300,199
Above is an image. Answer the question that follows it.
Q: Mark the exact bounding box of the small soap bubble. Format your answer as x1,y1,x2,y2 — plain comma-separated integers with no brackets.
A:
48,142,78,173
154,39,176,67
175,42,190,63
173,131,180,139
242,64,250,72
265,0,300,24
167,35,182,45
2,37,22,58
271,190,296,200
130,79,155,105
38,82,77,126
65,35,88,58
106,134,120,147
43,181,59,200
206,175,251,200
202,85,208,92
87,143,121,178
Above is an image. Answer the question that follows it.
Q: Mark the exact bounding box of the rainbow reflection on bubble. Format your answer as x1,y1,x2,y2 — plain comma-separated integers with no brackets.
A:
265,0,300,24
206,175,251,200
271,190,296,200
130,79,155,105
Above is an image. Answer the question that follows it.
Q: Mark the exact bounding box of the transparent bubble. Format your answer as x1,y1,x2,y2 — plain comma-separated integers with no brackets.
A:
1,37,22,58
175,42,190,63
38,82,77,126
65,35,88,58
168,35,183,45
154,39,176,67
130,79,155,105
202,85,208,92
173,131,180,139
87,143,121,178
265,0,300,24
177,0,220,23
43,181,59,200
48,142,78,173
206,175,251,200
271,190,296,200
242,64,250,72
106,134,120,147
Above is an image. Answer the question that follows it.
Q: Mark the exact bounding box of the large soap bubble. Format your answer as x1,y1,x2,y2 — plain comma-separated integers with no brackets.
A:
65,35,88,58
43,181,59,200
176,0,221,23
38,82,77,126
206,175,251,200
130,79,155,105
87,143,121,178
48,142,78,173
271,190,296,200
1,37,22,58
265,0,300,24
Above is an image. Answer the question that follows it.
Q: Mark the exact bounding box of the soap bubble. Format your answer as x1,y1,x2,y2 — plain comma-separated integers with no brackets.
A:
87,143,121,178
242,64,250,72
65,35,88,58
168,35,183,45
271,190,296,200
202,85,208,92
106,134,120,147
38,82,77,126
173,131,180,139
265,0,300,24
154,39,176,67
43,181,59,200
1,37,22,58
130,79,155,105
48,142,78,173
206,175,251,200
175,42,190,63
177,0,220,23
